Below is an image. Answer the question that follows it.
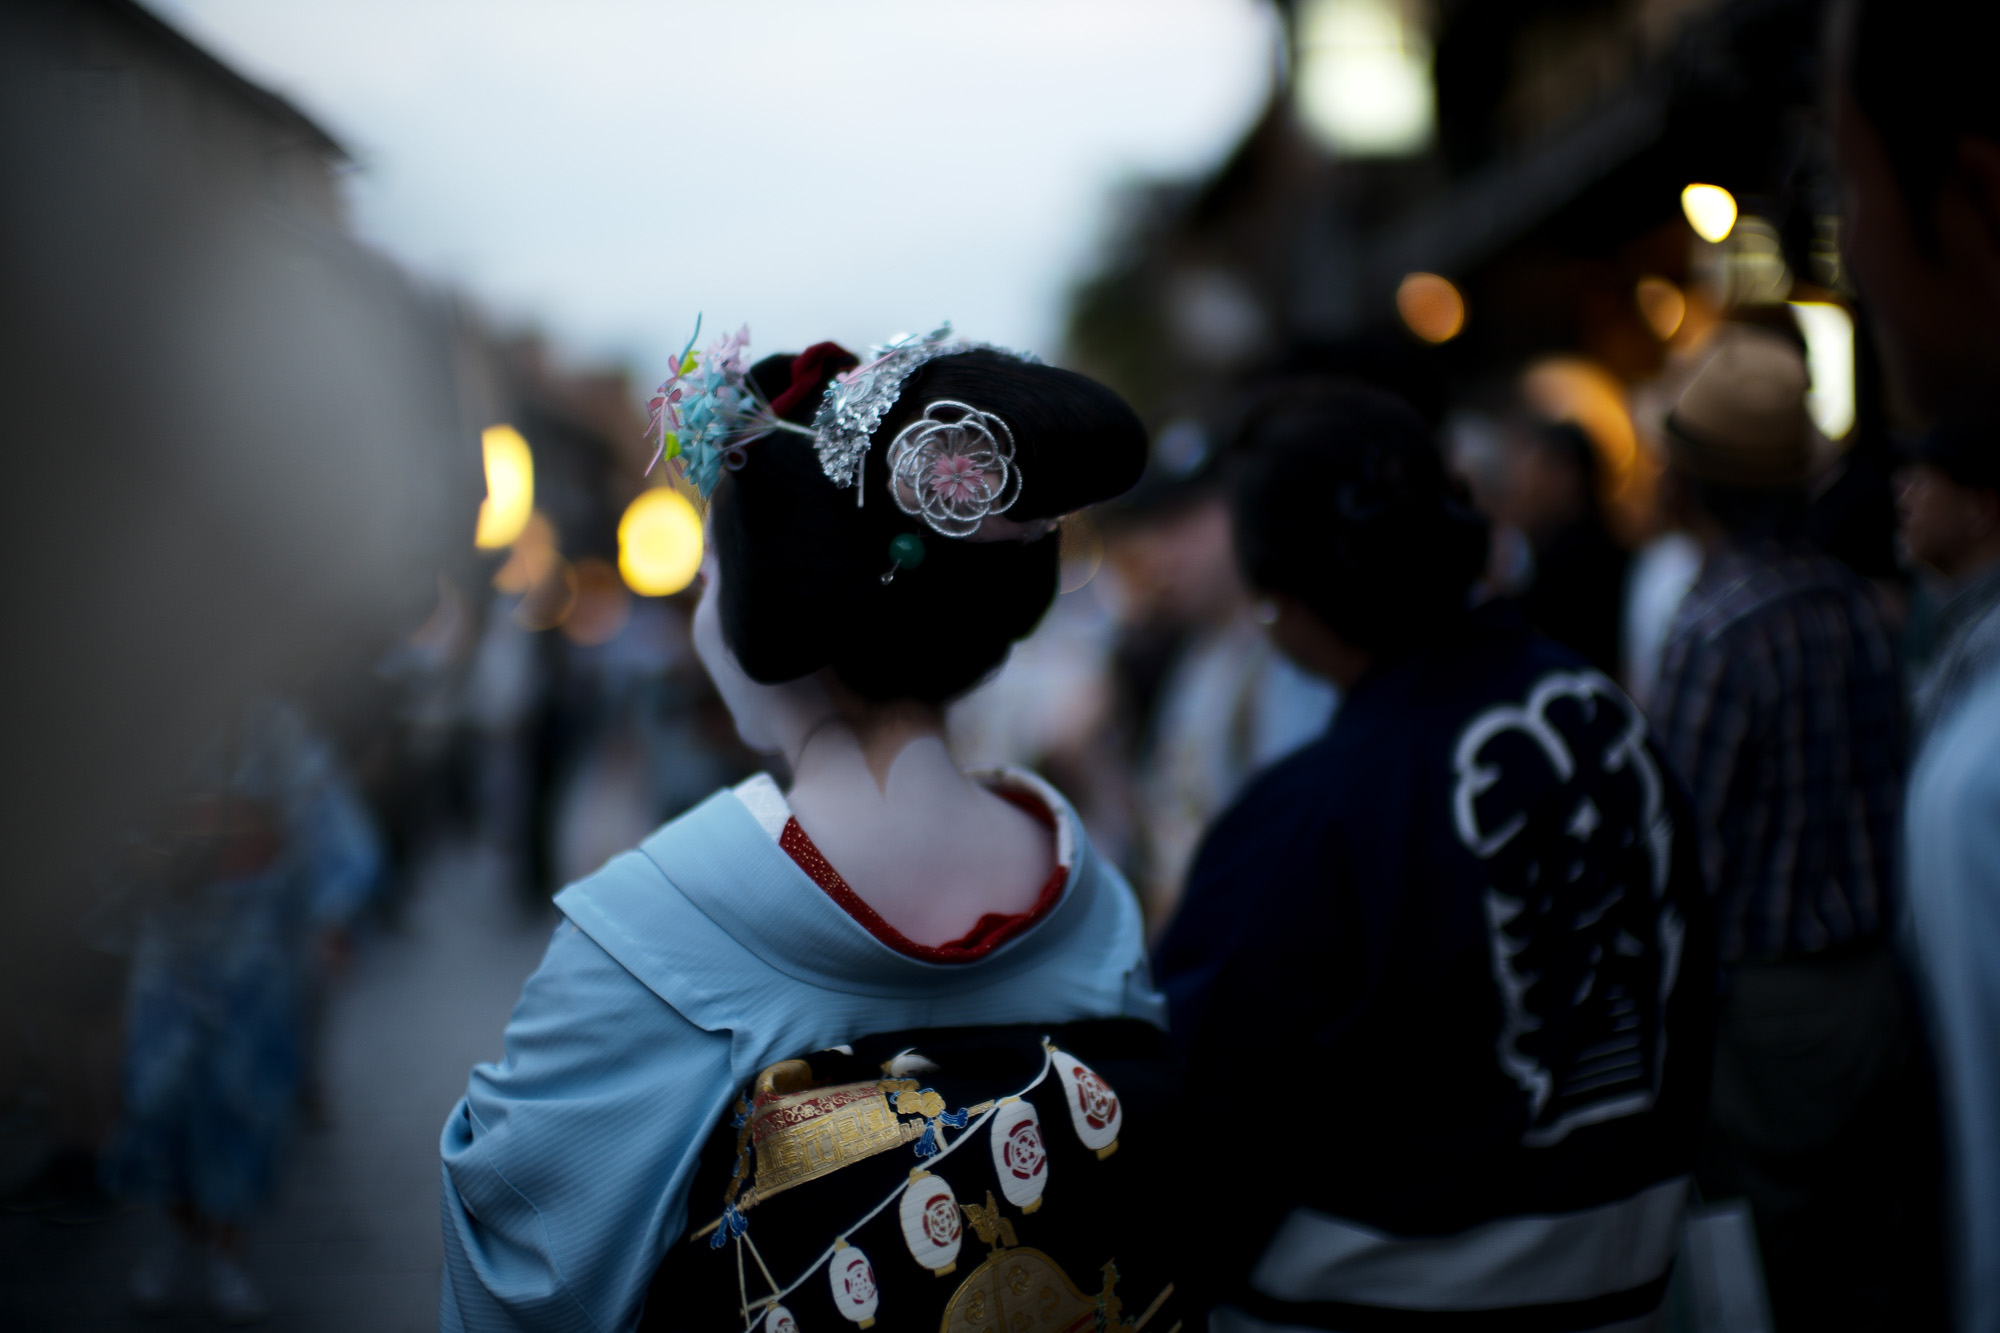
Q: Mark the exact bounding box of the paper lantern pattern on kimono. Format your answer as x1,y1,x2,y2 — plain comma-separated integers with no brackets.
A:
1051,1048,1122,1157
667,1027,1186,1333
898,1171,963,1275
827,1242,880,1328
987,1097,1049,1212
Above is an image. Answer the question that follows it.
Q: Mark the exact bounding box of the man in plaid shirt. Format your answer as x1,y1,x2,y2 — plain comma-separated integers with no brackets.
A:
1651,328,1934,1330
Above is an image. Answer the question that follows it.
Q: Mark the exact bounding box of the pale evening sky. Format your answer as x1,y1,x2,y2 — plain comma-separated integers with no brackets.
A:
144,0,1280,381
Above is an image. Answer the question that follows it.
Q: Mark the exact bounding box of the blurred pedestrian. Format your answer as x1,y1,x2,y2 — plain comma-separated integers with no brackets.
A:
1156,384,1714,1328
1834,0,2000,431
1893,428,2000,1333
463,586,546,895
1621,528,1702,713
1105,453,1336,932
1501,420,1630,676
1651,328,1936,1329
106,697,382,1324
1834,4,2000,1324
1901,432,2000,739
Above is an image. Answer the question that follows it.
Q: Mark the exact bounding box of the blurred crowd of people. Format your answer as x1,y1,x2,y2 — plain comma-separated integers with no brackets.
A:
972,4,2000,1324
1,582,758,1319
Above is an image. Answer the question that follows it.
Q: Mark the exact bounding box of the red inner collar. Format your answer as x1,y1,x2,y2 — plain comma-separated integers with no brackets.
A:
778,789,1066,964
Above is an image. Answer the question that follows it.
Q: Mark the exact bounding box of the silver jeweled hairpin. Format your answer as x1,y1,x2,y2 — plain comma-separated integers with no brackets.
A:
810,323,1039,505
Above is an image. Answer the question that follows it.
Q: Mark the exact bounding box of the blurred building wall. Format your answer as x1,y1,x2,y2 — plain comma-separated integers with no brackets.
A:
0,1,485,933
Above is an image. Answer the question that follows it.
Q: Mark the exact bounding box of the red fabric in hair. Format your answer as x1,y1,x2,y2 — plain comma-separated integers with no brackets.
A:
769,341,859,420
778,792,1065,964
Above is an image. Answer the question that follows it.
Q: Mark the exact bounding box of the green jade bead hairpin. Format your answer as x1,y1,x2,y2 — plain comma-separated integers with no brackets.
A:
879,532,926,585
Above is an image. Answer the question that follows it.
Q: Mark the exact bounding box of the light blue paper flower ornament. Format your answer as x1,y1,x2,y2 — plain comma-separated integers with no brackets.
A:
643,317,814,498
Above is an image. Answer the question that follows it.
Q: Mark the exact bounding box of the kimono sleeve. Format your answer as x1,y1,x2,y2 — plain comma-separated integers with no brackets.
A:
440,919,735,1333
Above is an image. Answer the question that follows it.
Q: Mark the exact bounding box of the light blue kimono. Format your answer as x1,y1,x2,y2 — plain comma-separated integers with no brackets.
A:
439,774,1164,1333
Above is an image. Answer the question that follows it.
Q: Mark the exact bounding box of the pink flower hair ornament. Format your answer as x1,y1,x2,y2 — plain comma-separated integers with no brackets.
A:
643,316,814,498
929,454,985,503
885,399,1024,538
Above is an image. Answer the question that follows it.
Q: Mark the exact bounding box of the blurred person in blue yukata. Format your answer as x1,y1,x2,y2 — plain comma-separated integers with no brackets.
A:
1650,326,1940,1328
440,329,1190,1333
1156,383,1715,1331
1894,434,2000,1333
105,696,383,1324
1835,0,2000,1326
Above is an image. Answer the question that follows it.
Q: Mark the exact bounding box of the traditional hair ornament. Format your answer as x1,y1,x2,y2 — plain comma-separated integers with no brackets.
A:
644,316,816,498
885,400,1023,538
644,318,1040,526
812,323,1039,503
879,533,925,585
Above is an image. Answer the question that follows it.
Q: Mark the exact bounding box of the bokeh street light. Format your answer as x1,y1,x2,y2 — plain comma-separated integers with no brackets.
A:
474,424,534,549
1397,272,1466,343
1294,0,1436,158
618,487,704,596
1521,356,1639,496
1790,301,1857,440
1680,184,1738,244
1634,276,1687,341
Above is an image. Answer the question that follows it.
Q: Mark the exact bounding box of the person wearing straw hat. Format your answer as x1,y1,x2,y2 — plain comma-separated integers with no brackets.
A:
1651,326,1936,1330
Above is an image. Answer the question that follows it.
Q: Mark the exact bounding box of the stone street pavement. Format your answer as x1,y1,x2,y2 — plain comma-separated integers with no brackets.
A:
0,845,555,1332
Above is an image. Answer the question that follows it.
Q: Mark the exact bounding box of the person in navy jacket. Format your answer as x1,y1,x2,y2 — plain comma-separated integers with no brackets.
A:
1156,383,1715,1333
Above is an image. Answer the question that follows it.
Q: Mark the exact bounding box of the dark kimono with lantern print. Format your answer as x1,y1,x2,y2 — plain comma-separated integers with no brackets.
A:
1157,602,1715,1333
646,1022,1185,1333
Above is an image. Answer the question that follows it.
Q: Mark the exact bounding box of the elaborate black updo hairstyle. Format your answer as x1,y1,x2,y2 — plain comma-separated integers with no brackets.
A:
1231,381,1489,653
710,346,1147,705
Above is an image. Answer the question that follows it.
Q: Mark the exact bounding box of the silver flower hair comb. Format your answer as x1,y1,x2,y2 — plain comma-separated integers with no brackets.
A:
885,400,1024,538
811,323,1040,515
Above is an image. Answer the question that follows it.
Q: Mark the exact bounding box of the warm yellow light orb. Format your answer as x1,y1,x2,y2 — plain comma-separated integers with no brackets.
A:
1634,276,1687,340
1396,272,1466,344
474,424,534,549
617,487,703,596
1681,184,1738,244
1521,357,1639,488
